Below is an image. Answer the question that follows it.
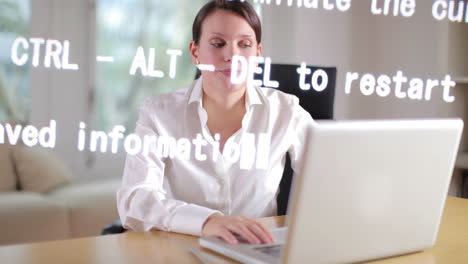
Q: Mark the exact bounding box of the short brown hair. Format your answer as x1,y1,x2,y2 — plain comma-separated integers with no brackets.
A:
192,0,262,45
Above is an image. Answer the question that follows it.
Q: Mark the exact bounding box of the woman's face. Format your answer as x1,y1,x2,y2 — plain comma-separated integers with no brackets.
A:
190,9,262,93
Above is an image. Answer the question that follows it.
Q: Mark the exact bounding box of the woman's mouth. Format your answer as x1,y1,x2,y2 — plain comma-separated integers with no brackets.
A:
217,69,244,78
217,69,232,77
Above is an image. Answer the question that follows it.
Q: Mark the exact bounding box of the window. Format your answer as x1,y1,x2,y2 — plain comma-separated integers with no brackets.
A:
96,0,206,132
96,0,261,132
0,0,30,122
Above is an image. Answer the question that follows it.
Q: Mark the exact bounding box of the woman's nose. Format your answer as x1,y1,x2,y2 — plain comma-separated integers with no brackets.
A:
224,44,238,62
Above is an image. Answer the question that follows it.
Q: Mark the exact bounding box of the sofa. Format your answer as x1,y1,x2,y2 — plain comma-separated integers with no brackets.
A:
0,140,121,246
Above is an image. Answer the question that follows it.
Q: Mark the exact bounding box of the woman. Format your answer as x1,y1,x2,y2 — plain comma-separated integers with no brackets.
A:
117,0,314,245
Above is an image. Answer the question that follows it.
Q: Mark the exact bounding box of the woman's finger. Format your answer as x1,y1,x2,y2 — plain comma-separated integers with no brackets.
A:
228,224,261,244
246,221,273,244
252,221,275,243
218,228,239,244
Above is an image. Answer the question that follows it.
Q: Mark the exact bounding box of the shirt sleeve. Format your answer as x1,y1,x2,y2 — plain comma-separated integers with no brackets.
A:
288,97,316,174
116,100,221,236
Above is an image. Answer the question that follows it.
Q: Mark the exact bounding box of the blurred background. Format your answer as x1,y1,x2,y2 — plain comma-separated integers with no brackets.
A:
0,0,467,245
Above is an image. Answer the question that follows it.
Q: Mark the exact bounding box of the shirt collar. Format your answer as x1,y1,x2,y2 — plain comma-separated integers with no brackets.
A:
188,76,203,106
188,76,264,108
245,82,263,108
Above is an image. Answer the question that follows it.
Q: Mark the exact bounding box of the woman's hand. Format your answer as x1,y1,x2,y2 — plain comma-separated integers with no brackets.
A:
201,213,275,244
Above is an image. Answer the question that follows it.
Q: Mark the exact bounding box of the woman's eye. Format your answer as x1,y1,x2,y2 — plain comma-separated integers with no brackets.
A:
211,42,225,48
241,42,252,48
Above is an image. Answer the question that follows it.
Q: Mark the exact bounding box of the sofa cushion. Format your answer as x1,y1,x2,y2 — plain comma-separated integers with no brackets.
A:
48,178,121,237
0,120,25,192
0,143,16,192
0,192,69,245
12,145,72,193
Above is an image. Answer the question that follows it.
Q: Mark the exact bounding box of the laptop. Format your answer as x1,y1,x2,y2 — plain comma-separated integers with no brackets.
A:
199,119,463,264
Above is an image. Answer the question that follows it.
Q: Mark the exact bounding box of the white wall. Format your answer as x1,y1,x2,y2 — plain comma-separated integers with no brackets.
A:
263,1,465,121
262,4,353,119
347,1,464,120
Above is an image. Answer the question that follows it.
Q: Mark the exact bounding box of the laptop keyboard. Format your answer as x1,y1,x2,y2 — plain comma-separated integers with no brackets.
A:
253,244,283,258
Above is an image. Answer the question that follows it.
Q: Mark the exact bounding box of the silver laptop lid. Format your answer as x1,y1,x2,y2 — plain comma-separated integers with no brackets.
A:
283,119,463,264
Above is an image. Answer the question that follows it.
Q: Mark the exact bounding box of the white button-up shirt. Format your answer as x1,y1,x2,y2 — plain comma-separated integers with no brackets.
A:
117,77,314,236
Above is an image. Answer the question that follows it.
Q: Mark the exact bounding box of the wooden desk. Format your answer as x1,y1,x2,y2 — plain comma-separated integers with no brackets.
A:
1,196,467,264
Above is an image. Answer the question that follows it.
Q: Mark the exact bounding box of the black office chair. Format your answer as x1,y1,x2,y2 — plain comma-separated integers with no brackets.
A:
256,63,336,215
102,63,336,234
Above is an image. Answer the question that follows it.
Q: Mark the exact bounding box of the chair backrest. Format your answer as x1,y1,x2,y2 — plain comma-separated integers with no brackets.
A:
256,63,336,215
256,63,336,119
